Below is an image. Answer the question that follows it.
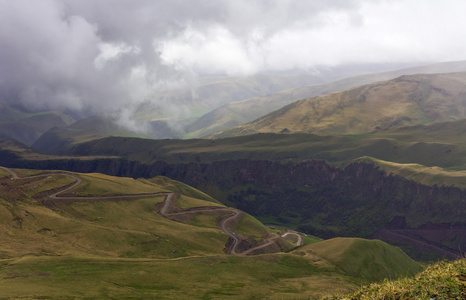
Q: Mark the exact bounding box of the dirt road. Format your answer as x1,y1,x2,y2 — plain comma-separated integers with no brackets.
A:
1,166,303,256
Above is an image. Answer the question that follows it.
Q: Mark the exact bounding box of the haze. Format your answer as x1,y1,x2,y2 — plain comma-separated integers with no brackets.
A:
1,0,465,122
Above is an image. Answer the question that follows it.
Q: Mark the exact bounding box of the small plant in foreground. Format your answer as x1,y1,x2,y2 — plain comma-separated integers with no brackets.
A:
324,259,466,300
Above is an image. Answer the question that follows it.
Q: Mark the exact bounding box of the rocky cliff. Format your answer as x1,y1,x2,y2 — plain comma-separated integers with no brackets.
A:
2,153,465,260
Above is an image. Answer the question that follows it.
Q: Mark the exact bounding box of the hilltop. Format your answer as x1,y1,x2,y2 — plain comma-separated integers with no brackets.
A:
187,61,466,137
210,72,466,137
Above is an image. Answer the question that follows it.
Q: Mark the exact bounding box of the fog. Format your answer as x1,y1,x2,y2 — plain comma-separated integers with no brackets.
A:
1,0,466,128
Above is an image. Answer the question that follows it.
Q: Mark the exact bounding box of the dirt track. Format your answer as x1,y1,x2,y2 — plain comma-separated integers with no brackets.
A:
1,166,303,256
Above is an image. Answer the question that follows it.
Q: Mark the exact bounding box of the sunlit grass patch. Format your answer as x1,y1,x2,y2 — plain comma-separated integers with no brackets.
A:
235,213,270,239
77,173,166,195
176,194,224,210
327,259,466,300
0,253,359,299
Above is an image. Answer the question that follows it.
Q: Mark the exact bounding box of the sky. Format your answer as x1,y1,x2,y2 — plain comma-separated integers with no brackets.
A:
1,0,466,124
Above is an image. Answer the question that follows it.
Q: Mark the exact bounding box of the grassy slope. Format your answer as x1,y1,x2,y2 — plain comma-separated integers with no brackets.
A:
57,117,466,173
210,72,466,138
188,61,466,138
326,259,466,300
136,73,323,122
303,238,423,282
0,168,426,299
0,105,75,146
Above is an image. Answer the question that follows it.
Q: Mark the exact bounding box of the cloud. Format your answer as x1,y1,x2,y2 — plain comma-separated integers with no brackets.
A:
1,0,466,129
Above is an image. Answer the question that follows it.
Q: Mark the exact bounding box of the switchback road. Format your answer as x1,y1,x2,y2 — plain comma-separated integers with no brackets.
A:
1,166,303,256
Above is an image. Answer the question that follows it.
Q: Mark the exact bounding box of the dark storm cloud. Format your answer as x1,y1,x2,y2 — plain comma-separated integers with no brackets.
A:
1,0,465,125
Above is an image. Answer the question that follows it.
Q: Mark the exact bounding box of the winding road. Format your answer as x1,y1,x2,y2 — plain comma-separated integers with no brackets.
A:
158,192,303,255
1,166,303,256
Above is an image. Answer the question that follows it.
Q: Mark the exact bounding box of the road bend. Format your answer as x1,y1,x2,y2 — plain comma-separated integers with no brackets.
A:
2,166,302,256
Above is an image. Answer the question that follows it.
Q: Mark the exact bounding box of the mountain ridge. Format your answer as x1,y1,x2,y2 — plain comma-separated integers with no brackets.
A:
209,71,466,138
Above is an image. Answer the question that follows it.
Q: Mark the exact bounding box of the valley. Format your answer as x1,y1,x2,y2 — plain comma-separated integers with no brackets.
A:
0,166,424,298
3,63,466,298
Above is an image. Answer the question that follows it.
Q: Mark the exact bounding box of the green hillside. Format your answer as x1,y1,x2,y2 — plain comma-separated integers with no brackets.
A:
210,72,466,138
0,104,75,145
326,258,466,300
303,238,423,281
37,117,466,172
135,73,326,122
187,61,466,138
0,167,427,298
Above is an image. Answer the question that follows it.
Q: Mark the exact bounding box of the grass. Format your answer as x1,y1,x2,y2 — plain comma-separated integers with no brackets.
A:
304,238,424,282
353,156,466,189
77,173,167,195
210,72,466,138
0,254,360,299
22,175,76,197
235,213,270,239
0,168,429,298
176,194,224,210
326,259,466,300
303,235,322,244
147,176,220,204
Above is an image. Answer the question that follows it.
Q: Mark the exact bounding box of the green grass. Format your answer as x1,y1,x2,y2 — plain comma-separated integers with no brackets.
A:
304,238,424,282
56,117,466,173
326,259,466,300
77,173,167,195
22,175,76,197
148,176,220,204
303,235,322,244
353,156,466,189
0,254,359,299
0,168,430,298
176,194,224,210
235,213,270,239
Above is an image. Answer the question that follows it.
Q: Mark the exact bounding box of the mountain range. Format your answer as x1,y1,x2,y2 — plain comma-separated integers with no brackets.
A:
3,60,466,298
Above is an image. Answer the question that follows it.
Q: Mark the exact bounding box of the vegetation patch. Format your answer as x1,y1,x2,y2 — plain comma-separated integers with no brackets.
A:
327,259,466,300
235,213,270,239
305,238,424,282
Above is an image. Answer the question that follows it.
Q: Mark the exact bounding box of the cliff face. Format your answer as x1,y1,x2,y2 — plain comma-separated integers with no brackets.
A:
3,154,466,259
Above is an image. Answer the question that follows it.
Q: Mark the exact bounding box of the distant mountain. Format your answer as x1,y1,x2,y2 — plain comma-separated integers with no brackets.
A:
188,61,466,137
210,71,466,138
0,104,75,145
32,115,177,154
134,73,336,122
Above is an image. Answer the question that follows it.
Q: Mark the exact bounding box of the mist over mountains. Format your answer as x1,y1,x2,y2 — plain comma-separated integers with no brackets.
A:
3,2,466,298
2,0,466,136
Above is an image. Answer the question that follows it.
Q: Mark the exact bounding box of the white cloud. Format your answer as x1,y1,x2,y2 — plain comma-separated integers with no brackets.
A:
158,25,258,76
94,42,140,70
1,0,466,124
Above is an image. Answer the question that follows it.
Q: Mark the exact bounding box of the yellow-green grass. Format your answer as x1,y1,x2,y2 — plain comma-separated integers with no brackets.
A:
235,213,270,239
327,259,466,300
187,214,224,229
68,197,229,257
22,175,76,197
148,176,220,204
176,194,224,210
1,194,229,259
303,235,323,244
11,168,49,177
0,253,359,299
77,173,167,196
354,156,466,189
1,170,234,259
0,168,427,298
211,72,466,138
0,168,9,177
305,238,424,282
